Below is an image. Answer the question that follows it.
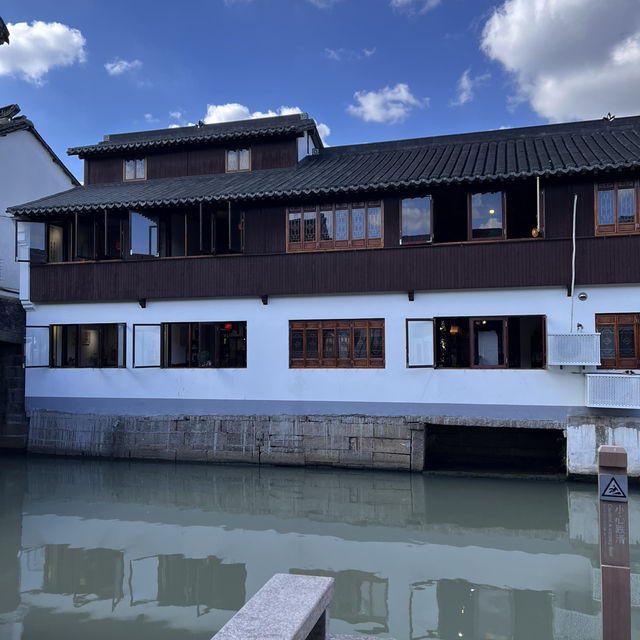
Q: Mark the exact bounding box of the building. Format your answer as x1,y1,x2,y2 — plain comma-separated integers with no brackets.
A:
0,104,78,449
8,112,640,474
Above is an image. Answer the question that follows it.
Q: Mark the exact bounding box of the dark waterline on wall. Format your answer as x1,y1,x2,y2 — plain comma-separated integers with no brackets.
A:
1,454,640,639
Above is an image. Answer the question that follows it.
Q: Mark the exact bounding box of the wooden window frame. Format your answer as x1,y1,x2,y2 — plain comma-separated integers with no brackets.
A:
595,181,639,236
468,191,506,242
50,323,126,369
596,313,640,369
405,318,435,368
400,196,433,245
286,202,384,253
24,326,50,368
225,148,251,173
289,319,384,368
123,158,147,182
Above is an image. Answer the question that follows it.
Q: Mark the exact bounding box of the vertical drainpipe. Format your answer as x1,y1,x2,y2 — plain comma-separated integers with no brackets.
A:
569,194,578,332
536,176,540,233
228,201,232,250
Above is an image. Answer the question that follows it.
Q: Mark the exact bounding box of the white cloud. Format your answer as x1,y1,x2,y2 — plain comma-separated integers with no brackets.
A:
202,102,331,142
0,20,85,85
169,110,182,120
307,0,342,7
390,0,441,14
325,47,376,62
105,57,142,76
451,69,490,106
317,123,331,144
481,0,640,121
347,83,427,124
144,113,159,123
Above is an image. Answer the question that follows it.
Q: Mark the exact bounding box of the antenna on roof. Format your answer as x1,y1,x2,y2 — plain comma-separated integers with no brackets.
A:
603,112,616,122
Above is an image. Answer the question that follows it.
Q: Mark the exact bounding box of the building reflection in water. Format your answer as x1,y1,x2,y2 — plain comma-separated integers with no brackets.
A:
1,454,639,639
410,579,553,640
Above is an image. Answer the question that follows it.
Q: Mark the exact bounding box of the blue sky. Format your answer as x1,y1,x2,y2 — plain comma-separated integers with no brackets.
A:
1,0,640,182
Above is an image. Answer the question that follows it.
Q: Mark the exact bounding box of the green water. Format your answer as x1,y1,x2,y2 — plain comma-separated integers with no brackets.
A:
0,454,638,639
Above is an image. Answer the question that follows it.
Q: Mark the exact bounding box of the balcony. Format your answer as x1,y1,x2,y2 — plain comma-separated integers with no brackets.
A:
547,333,601,366
586,373,640,409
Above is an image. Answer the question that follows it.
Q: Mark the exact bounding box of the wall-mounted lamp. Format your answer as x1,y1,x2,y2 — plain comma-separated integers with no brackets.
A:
261,295,269,306
577,323,583,331
408,290,415,302
578,292,588,301
138,298,147,308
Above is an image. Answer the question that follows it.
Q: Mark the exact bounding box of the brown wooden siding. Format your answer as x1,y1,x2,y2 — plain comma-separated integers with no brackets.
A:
543,180,595,238
85,137,299,184
86,157,123,184
29,235,640,303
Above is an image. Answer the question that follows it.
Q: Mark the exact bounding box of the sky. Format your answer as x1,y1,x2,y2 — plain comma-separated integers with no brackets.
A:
1,0,640,182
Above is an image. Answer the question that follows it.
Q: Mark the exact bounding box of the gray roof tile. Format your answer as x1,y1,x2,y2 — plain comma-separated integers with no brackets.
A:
11,114,640,216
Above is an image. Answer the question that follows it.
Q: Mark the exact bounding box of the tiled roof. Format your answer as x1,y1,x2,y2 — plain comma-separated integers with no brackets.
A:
11,115,640,216
68,113,318,157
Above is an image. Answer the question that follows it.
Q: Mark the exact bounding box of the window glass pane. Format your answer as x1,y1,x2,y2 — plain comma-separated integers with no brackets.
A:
618,324,635,359
335,208,348,240
322,329,335,358
99,324,121,367
52,325,78,367
598,189,615,225
337,329,350,359
25,327,49,367
289,212,301,243
401,197,431,242
131,212,158,256
407,320,433,366
473,319,505,366
218,322,246,368
618,188,635,224
304,212,316,242
106,216,122,259
368,205,381,239
76,215,95,259
471,192,503,239
186,212,200,256
369,327,383,358
354,328,367,358
134,325,160,367
238,149,249,171
166,323,189,367
79,326,100,367
48,225,64,263
352,207,365,239
436,318,470,368
306,330,318,359
169,212,186,256
135,159,145,179
197,323,215,367
599,325,615,359
319,210,333,241
227,150,238,171
291,330,304,359
125,160,135,180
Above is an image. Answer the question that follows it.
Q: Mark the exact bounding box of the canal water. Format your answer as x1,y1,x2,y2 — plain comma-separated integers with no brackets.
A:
1,455,639,640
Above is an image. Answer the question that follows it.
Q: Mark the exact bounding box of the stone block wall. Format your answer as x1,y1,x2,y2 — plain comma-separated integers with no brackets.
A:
27,411,426,472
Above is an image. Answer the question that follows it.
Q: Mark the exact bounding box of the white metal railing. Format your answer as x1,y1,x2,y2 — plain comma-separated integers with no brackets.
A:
586,373,640,409
547,333,601,366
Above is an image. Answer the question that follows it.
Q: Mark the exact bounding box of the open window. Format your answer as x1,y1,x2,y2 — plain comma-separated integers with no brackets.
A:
406,319,434,367
161,322,247,368
133,324,161,368
51,324,126,368
15,221,46,263
130,212,159,257
25,326,50,367
401,197,432,244
470,192,504,240
435,316,545,369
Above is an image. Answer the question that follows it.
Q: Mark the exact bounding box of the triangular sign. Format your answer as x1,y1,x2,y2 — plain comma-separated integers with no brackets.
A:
603,477,626,499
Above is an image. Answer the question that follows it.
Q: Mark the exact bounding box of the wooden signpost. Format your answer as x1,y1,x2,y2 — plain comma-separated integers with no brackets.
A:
598,445,631,640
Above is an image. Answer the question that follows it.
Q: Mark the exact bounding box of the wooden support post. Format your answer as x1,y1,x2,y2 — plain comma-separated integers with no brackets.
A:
598,445,630,640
